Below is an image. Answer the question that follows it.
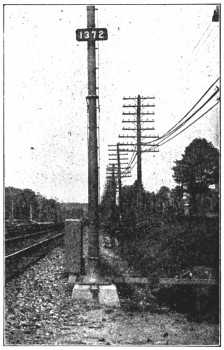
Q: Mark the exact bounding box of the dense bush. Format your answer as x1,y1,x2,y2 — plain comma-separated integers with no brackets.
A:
121,215,219,278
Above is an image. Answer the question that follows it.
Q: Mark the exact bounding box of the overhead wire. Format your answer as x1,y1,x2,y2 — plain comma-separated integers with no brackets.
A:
119,89,219,176
149,87,219,150
115,78,219,180
144,77,219,147
148,87,219,151
159,100,219,147
120,79,220,177
107,11,219,184
192,22,212,53
152,16,217,156
156,83,219,145
117,146,136,177
121,151,137,176
180,20,218,87
194,25,215,57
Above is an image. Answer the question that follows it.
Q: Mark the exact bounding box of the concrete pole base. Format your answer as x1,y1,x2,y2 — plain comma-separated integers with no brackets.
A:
72,284,120,307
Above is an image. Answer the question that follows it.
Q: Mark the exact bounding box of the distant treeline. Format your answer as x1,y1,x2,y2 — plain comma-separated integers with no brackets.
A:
60,202,88,221
5,187,88,223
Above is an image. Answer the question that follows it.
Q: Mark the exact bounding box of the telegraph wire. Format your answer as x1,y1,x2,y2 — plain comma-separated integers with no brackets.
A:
194,28,218,63
145,77,219,147
179,21,218,86
157,83,219,144
159,100,219,147
181,22,214,72
121,151,137,176
194,24,215,57
192,22,212,53
108,13,219,183
114,77,219,179
150,85,219,149
120,86,219,177
119,79,219,176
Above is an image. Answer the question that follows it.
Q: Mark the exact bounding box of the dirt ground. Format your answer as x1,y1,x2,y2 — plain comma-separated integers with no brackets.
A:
51,301,219,346
4,236,220,345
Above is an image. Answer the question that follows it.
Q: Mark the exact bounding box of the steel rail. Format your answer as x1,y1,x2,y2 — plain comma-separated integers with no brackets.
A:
5,229,52,243
5,231,65,260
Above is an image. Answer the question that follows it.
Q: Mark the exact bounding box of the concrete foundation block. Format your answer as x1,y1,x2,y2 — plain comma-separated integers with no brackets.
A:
72,284,93,301
98,284,121,307
72,284,120,307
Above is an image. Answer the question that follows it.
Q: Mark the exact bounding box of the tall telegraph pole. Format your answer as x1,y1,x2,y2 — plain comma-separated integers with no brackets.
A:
119,94,159,222
107,144,131,221
137,95,142,188
86,6,99,282
76,6,108,283
117,143,123,218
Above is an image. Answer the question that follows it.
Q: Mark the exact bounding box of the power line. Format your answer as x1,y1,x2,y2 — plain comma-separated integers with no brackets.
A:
121,82,219,176
194,27,218,62
159,100,219,147
108,142,136,177
120,79,219,176
121,151,137,176
192,22,212,53
194,24,215,57
145,77,219,147
149,91,219,150
157,84,219,145
179,21,218,86
151,86,219,150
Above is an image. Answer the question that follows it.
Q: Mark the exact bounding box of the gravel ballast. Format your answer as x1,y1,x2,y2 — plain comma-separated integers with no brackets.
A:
4,246,220,345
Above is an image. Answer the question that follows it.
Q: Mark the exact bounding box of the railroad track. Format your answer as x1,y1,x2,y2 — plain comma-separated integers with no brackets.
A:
5,229,60,256
5,228,54,243
5,231,65,281
5,223,64,255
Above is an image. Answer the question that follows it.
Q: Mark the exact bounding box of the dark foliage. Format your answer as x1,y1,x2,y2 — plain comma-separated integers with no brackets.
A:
122,215,219,278
5,187,62,223
172,138,219,212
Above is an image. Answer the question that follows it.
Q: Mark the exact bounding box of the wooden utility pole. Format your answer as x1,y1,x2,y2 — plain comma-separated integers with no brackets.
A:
108,144,131,215
74,8,119,309
111,164,117,226
137,95,142,188
119,94,159,221
136,95,143,216
119,95,159,177
117,143,123,219
86,6,99,282
76,6,107,283
107,144,131,231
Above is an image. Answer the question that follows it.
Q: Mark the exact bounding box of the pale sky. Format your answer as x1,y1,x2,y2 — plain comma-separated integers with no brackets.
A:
4,3,220,203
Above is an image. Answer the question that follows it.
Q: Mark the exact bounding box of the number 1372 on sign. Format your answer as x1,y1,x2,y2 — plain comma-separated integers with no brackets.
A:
76,28,108,41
